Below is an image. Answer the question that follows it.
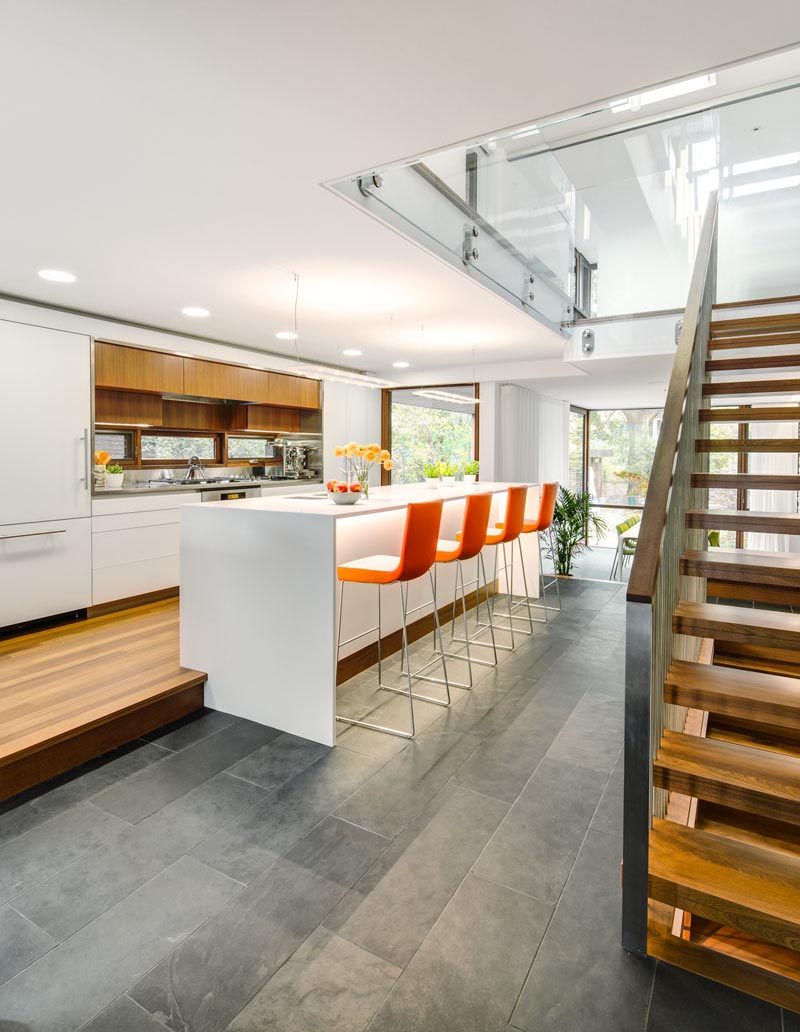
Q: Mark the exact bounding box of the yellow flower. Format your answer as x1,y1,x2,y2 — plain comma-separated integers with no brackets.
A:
369,442,380,452
333,446,345,457
345,442,358,457
356,445,367,457
383,459,394,471
364,448,379,463
379,449,391,462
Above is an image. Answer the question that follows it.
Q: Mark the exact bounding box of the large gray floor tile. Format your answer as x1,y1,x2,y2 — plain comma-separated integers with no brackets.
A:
192,746,380,883
80,994,171,1032
0,802,128,904
13,772,265,941
646,962,782,1032
0,905,56,986
512,829,654,1032
0,855,242,1032
326,783,508,966
226,732,329,790
473,757,607,902
130,816,387,1032
591,751,624,836
92,719,280,823
227,926,400,1032
142,707,237,752
334,729,481,838
368,874,552,1032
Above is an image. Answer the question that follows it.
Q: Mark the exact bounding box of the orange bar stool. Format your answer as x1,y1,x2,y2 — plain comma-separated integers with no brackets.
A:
427,491,498,687
454,484,531,652
510,481,561,623
335,498,449,740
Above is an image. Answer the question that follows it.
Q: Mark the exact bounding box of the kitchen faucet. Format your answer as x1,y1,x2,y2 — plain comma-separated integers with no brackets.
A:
183,455,207,482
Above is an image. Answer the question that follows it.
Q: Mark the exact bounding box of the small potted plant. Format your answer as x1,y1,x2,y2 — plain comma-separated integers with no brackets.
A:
104,462,125,490
462,459,479,484
440,461,457,485
423,462,440,488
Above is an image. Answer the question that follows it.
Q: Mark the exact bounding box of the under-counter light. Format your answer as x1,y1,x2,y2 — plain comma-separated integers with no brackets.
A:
392,361,410,369
275,331,298,340
38,268,76,283
610,73,716,114
181,307,210,318
342,348,363,357
99,422,153,428
174,351,194,357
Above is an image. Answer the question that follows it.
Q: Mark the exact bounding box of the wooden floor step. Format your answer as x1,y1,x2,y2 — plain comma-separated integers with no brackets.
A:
709,332,800,351
715,642,800,680
654,730,800,825
648,818,800,951
690,473,800,490
700,405,800,422
707,354,800,373
711,314,800,338
697,438,800,454
682,547,800,586
673,601,800,649
703,379,800,397
686,510,800,535
665,660,800,732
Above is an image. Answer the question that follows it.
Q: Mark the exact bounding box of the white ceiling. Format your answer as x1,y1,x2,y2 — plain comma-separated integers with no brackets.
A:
1,1,800,378
513,355,675,409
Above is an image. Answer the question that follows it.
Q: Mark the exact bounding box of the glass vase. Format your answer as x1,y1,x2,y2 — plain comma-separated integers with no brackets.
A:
356,469,369,500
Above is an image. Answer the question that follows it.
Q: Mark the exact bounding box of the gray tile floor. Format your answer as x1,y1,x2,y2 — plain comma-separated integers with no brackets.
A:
0,581,793,1031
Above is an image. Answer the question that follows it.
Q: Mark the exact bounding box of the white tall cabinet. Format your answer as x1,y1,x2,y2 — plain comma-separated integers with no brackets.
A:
0,319,92,626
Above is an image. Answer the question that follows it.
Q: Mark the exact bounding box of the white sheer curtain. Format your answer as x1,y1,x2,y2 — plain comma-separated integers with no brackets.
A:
498,385,569,486
747,417,800,554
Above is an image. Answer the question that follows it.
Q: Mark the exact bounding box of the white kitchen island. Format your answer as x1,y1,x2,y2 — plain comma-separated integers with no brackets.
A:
180,482,540,746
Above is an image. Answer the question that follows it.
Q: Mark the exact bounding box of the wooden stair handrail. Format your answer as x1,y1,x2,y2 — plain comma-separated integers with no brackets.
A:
627,192,718,604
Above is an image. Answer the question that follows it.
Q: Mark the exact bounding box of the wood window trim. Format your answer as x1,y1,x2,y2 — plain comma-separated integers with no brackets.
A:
381,382,480,486
138,428,223,467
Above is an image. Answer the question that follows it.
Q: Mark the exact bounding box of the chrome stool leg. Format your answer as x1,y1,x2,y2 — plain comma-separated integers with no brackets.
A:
448,551,500,664
335,581,416,739
380,578,451,707
510,529,561,622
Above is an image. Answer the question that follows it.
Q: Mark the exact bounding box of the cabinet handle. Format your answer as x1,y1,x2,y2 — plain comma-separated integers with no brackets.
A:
81,428,90,490
0,529,67,541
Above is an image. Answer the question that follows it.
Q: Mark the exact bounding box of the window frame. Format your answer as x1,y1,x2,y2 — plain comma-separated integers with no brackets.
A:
93,427,137,467
380,382,480,486
138,428,222,467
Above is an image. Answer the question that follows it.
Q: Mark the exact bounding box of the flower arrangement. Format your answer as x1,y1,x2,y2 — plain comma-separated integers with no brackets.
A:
331,442,393,499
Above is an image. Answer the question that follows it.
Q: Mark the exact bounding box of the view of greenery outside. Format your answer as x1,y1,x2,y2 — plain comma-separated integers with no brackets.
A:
94,431,131,461
588,409,662,506
568,409,585,493
227,436,270,459
706,423,738,547
390,398,474,483
141,434,216,461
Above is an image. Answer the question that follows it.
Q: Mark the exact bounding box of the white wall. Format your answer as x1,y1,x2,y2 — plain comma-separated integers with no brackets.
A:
321,382,382,483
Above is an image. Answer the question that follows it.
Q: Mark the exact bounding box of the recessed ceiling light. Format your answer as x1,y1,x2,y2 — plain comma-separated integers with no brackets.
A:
275,331,298,340
342,348,363,357
181,306,210,318
393,361,410,369
38,268,76,283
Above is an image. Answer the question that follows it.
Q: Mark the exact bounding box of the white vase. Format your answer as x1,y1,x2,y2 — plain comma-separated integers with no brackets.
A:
463,474,477,484
424,477,439,489
104,472,125,490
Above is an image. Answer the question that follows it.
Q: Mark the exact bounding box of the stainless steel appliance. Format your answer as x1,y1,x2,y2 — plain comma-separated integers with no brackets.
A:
199,485,261,503
281,439,323,479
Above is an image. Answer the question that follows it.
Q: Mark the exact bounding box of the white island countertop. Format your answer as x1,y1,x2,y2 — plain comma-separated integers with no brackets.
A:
181,480,540,745
192,481,526,517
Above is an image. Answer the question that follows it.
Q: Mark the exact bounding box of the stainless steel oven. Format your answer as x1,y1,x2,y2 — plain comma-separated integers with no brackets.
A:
199,486,261,503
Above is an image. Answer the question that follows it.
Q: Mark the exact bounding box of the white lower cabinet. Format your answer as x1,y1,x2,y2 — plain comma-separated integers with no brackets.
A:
0,518,92,627
91,494,194,605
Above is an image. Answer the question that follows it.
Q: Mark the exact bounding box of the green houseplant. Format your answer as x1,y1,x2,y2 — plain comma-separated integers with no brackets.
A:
440,461,458,484
546,487,608,576
104,462,125,490
463,460,479,483
423,462,440,489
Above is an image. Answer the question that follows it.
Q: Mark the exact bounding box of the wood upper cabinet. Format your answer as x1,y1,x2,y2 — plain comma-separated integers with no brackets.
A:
95,342,184,394
95,389,163,426
182,357,264,402
230,405,301,433
268,372,320,409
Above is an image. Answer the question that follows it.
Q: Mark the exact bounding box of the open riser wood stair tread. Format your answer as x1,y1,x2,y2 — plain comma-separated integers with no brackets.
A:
654,730,800,825
690,473,800,490
703,379,800,396
707,353,800,372
673,602,800,648
648,819,800,952
664,660,800,732
700,404,800,421
711,314,800,337
686,510,800,534
697,438,800,453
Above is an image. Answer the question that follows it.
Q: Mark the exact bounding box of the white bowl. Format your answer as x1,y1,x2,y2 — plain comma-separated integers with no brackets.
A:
330,491,359,505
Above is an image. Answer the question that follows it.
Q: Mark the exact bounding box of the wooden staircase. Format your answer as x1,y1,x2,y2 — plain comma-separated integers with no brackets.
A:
640,308,800,1010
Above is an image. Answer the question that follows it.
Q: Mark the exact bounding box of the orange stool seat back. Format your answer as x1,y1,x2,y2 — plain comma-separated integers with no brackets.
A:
523,482,559,533
487,485,528,545
455,492,494,561
396,498,444,581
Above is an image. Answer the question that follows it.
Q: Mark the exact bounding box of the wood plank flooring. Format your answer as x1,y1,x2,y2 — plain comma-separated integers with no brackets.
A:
0,600,205,800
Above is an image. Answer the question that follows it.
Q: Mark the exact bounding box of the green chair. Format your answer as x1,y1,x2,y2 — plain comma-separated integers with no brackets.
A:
610,514,640,579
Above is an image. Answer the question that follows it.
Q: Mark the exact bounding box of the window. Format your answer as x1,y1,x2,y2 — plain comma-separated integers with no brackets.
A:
573,249,597,319
588,408,662,507
386,385,477,484
568,407,586,494
140,433,217,463
94,430,133,461
227,436,272,460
